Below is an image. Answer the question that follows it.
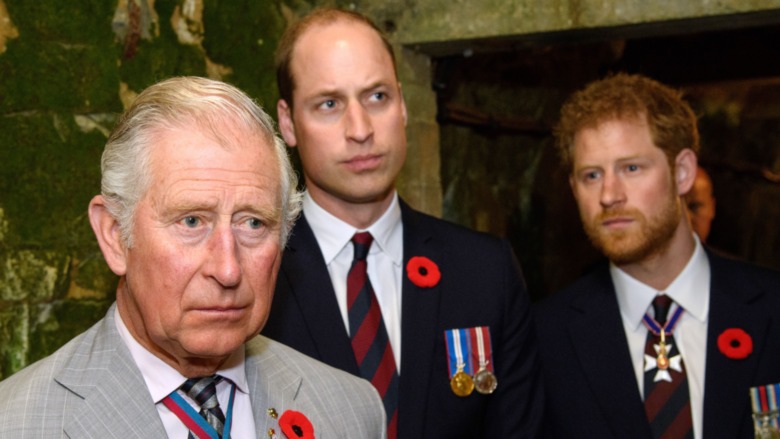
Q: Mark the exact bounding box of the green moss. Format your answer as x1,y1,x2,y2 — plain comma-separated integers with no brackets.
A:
0,250,70,302
0,39,121,113
0,113,105,249
0,302,29,379
119,40,207,92
72,249,119,298
118,0,207,92
202,1,287,108
5,0,115,44
28,299,112,364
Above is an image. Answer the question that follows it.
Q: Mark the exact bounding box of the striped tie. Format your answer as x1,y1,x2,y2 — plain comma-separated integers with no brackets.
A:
181,375,226,439
347,232,400,439
643,295,693,438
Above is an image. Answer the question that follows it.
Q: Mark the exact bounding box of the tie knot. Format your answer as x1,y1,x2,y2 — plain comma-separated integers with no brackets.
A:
181,375,221,409
352,232,373,261
652,295,674,325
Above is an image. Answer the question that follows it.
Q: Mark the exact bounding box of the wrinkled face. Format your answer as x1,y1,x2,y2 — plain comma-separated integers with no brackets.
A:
569,117,683,265
119,123,283,366
685,169,715,242
278,19,407,211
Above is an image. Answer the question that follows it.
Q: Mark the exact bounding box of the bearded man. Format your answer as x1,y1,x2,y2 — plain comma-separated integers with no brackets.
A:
534,73,780,439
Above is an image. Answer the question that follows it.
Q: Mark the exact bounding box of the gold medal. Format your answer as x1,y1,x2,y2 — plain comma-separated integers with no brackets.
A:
450,370,474,397
474,368,498,395
657,330,669,370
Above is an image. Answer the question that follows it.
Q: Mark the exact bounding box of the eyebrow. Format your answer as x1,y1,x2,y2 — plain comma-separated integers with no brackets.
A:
161,200,282,224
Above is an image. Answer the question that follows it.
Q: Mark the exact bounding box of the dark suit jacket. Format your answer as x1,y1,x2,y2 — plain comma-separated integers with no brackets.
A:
534,250,780,438
262,200,543,438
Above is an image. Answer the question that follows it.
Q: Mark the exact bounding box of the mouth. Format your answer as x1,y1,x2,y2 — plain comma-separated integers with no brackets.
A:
191,306,248,320
343,154,383,172
600,216,634,229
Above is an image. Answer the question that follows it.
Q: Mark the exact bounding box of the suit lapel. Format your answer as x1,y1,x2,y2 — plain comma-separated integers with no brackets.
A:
246,337,342,437
246,339,301,434
58,307,167,437
397,203,443,439
568,267,653,438
281,215,359,374
702,252,769,438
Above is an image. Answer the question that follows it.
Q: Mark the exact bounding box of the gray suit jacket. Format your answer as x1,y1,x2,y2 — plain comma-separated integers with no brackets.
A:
0,304,386,438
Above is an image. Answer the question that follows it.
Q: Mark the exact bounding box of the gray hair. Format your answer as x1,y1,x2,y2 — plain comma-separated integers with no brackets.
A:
100,76,302,247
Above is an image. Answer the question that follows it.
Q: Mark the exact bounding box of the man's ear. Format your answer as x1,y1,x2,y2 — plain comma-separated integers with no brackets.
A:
88,195,128,276
277,99,297,147
674,148,698,196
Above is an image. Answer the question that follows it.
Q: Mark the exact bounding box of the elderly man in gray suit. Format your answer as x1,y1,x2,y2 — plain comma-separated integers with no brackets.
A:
0,77,386,438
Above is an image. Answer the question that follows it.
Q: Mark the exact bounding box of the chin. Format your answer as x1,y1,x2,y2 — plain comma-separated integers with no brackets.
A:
183,331,247,358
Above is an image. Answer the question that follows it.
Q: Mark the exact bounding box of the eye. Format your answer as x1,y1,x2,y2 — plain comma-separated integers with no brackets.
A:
247,218,263,229
181,216,200,228
369,91,387,102
583,170,601,181
318,99,336,110
626,164,639,172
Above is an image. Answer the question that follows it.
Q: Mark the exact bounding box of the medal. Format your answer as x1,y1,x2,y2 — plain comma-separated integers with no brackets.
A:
755,422,780,439
451,365,475,397
471,326,498,395
474,368,497,394
445,328,475,397
751,384,780,437
642,304,684,383
656,329,669,370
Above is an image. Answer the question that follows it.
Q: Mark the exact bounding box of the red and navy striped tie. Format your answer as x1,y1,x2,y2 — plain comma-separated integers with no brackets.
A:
347,232,399,439
644,295,693,438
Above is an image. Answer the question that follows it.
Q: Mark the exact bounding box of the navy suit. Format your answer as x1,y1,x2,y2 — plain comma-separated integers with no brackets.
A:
262,200,543,438
534,250,780,438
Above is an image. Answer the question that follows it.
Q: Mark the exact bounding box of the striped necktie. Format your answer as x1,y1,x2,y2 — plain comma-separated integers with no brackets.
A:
643,295,693,438
347,232,400,439
181,375,226,439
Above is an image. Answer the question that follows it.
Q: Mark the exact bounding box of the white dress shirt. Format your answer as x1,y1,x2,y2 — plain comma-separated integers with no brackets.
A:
612,235,710,439
303,190,404,371
115,308,257,438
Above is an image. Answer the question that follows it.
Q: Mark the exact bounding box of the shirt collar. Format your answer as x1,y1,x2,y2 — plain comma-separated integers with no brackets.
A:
303,191,403,265
115,307,249,403
612,234,710,330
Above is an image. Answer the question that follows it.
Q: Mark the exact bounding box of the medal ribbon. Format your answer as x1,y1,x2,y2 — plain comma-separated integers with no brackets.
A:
751,383,780,429
445,328,473,378
469,326,494,372
642,304,684,336
162,381,237,439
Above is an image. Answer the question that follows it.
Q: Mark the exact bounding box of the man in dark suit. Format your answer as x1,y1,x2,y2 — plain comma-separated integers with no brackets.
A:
535,73,780,438
261,8,542,439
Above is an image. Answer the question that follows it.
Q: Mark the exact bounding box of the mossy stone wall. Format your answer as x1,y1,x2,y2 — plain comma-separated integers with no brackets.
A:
3,0,779,379
0,0,303,380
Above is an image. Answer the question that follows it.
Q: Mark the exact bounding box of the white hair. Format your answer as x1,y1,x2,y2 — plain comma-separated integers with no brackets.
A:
100,76,302,247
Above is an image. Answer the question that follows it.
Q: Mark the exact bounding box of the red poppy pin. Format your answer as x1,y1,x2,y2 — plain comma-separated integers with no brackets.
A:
406,256,441,288
279,410,315,439
717,328,753,360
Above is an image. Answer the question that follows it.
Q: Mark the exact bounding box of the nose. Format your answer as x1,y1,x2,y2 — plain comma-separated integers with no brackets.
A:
344,101,373,143
600,172,626,208
206,224,242,288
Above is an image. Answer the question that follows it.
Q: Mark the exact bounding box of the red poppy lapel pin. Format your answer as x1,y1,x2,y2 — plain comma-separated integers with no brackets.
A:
278,410,315,439
717,328,753,360
266,408,315,439
406,256,441,288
